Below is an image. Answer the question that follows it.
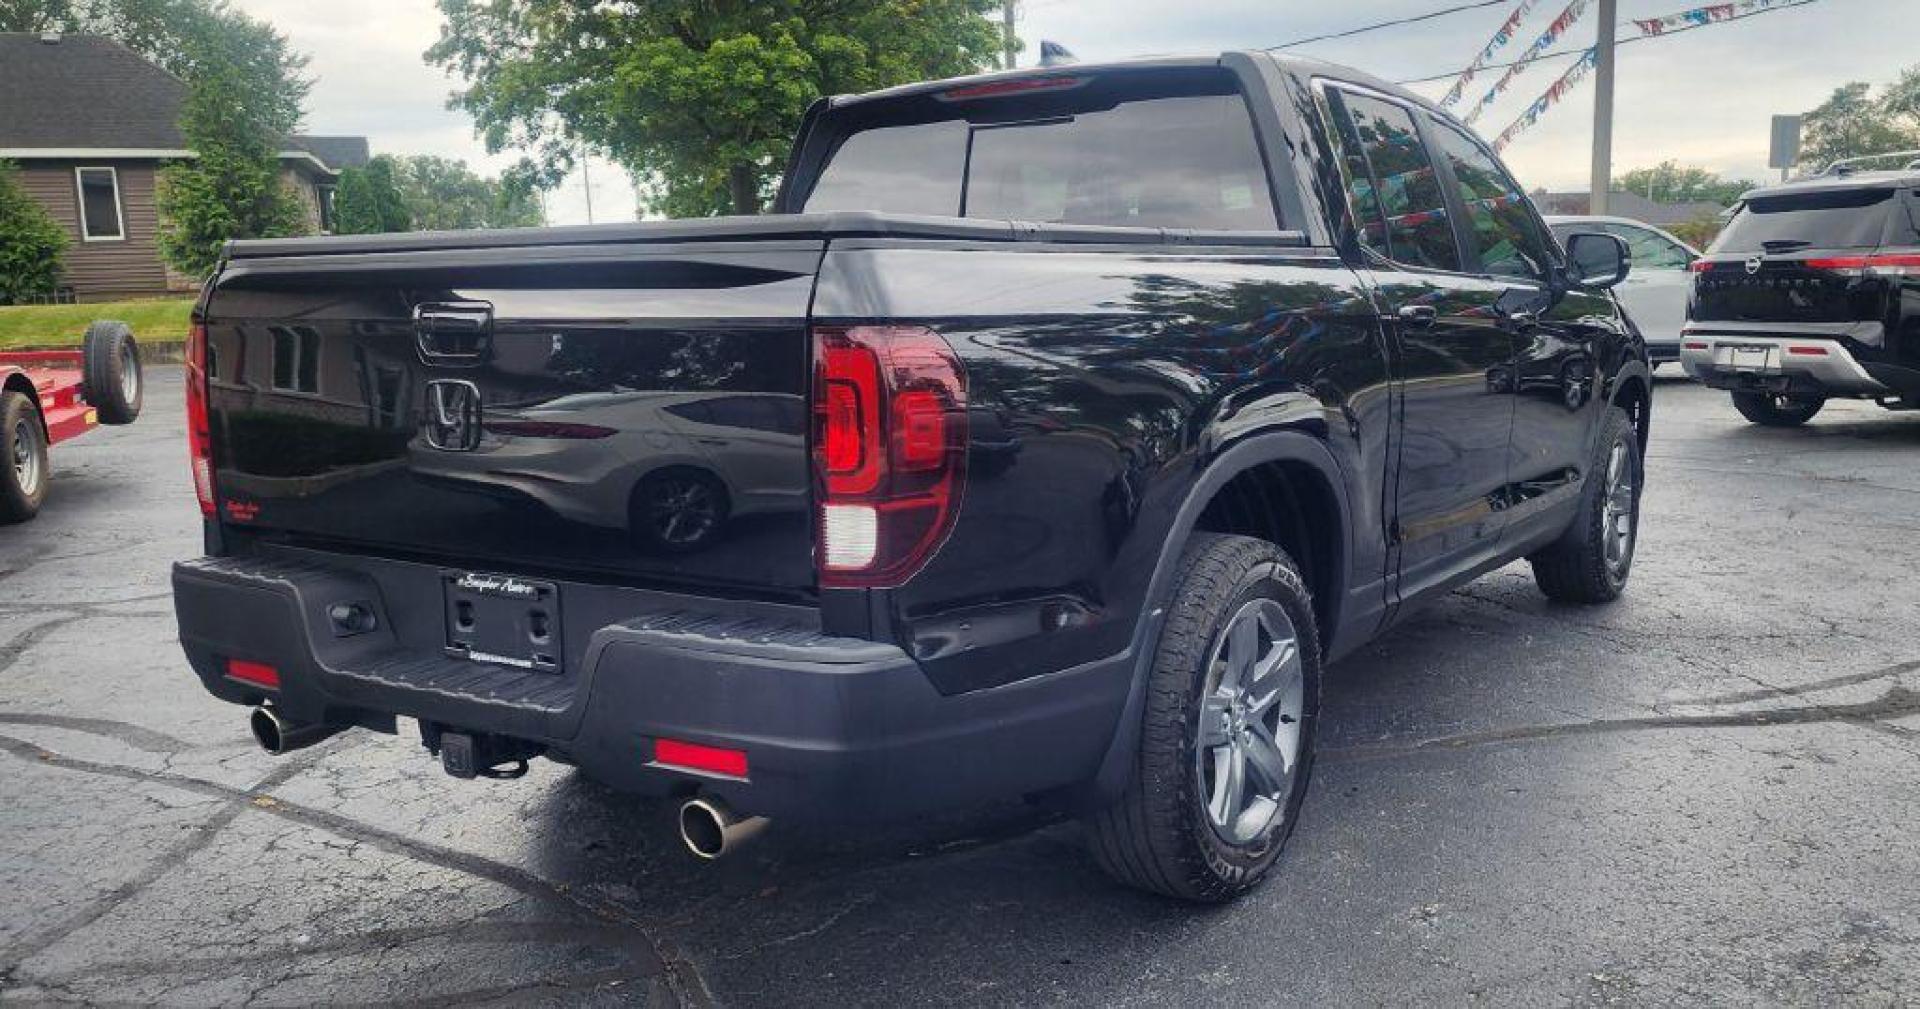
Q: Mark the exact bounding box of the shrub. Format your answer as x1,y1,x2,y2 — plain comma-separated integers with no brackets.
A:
0,160,68,304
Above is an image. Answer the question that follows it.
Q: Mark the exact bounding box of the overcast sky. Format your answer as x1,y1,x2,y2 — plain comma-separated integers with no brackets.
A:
235,0,1909,225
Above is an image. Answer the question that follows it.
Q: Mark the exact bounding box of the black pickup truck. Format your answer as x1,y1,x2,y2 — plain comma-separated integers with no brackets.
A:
172,53,1650,900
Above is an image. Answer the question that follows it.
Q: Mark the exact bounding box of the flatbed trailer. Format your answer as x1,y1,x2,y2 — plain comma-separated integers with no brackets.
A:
1,322,144,524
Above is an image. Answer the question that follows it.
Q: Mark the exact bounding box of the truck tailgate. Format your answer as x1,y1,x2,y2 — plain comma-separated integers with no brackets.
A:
202,237,821,596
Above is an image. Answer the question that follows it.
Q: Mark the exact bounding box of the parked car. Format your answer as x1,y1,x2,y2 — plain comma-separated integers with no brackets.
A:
171,53,1651,901
0,322,143,523
1547,215,1699,364
1680,170,1920,425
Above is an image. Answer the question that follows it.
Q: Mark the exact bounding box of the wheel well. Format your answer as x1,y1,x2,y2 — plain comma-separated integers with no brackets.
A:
1612,374,1650,452
2,374,46,436
1192,460,1341,637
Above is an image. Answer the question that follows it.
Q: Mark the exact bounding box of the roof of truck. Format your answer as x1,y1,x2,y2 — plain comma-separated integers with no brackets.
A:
1739,169,1920,203
826,51,1449,125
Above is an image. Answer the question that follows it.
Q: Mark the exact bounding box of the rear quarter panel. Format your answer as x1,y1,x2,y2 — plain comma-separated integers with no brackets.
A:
814,241,1391,693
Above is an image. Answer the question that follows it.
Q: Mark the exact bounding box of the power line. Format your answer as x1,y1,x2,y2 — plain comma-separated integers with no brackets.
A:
1393,0,1821,85
1265,0,1513,50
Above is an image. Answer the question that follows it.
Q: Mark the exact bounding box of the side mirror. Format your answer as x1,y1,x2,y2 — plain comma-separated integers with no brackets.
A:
1564,231,1631,288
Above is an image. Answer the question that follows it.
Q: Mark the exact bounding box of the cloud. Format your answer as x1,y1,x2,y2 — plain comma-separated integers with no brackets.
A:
232,0,637,225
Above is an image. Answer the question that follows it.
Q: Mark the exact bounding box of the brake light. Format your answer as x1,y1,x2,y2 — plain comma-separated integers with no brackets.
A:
1689,259,1716,273
185,322,215,518
1803,251,1920,276
811,326,967,588
937,76,1086,102
1787,345,1831,356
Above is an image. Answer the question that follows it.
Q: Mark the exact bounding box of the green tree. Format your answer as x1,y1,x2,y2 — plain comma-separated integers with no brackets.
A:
392,155,542,230
331,156,412,234
427,0,1003,216
155,17,312,278
0,160,69,304
1614,162,1757,207
1800,80,1920,170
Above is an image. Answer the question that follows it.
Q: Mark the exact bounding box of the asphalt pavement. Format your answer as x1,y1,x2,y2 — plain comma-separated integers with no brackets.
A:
2,368,1917,1006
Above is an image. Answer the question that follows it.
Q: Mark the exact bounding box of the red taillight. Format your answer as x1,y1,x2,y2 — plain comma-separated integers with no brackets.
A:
1804,251,1920,276
937,76,1086,102
1683,341,1710,351
652,738,748,778
811,326,967,588
1689,259,1716,273
185,321,215,518
1787,345,1831,356
226,659,279,689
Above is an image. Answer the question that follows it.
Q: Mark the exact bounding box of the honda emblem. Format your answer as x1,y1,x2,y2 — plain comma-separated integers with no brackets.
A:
423,380,482,452
1745,255,1764,275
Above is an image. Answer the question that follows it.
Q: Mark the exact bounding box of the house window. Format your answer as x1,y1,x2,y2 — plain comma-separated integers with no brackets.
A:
270,326,320,393
75,167,125,241
316,184,337,233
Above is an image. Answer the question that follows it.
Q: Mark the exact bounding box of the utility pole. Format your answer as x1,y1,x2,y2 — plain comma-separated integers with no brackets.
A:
1003,1,1018,70
1589,0,1616,215
579,143,596,225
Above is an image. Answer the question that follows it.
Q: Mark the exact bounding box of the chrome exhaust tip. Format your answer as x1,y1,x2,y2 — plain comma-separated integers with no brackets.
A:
248,706,342,755
678,796,769,859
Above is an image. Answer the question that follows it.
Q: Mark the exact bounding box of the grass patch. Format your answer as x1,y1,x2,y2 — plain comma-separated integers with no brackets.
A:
0,297,195,350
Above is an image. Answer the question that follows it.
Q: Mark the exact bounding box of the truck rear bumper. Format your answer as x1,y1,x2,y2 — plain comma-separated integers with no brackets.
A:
172,554,1130,821
1678,331,1892,398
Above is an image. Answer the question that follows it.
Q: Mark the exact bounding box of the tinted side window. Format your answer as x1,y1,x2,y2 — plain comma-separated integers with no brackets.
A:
1427,118,1552,279
1603,224,1692,270
1329,90,1460,272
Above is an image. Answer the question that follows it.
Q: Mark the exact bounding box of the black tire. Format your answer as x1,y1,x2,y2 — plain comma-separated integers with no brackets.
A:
1085,533,1322,902
2,390,49,525
629,467,730,554
81,320,142,425
1730,390,1822,427
1529,405,1641,603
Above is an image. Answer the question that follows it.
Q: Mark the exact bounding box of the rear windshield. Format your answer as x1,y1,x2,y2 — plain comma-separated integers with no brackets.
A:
798,70,1279,231
1712,187,1912,252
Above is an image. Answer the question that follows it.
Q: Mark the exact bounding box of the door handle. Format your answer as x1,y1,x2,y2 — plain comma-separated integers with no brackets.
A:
414,301,494,364
1396,304,1437,328
1500,309,1538,332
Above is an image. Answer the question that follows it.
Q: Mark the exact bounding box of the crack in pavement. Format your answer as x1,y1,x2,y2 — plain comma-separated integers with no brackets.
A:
0,616,91,678
1323,685,1920,763
1684,659,1920,708
0,740,340,973
0,712,193,754
14,921,666,1008
0,733,709,1008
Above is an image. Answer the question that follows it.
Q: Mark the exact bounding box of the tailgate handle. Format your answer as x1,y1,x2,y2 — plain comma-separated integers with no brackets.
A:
414,302,493,364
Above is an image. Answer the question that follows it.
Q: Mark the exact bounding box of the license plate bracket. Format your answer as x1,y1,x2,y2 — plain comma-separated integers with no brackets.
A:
443,571,562,673
1718,343,1778,373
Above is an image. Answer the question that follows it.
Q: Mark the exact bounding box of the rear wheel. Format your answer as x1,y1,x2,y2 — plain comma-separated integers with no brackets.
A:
81,320,142,425
1085,533,1320,902
630,468,730,553
1,390,49,524
1730,390,1822,427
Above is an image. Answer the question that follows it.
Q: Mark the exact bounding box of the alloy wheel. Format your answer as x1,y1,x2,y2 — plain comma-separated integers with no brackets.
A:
1195,598,1306,845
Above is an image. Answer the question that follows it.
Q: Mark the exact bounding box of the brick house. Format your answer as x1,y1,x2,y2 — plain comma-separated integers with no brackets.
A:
0,32,369,301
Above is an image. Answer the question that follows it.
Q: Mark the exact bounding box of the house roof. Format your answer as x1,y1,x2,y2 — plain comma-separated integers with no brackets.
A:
286,135,371,171
1532,188,1728,227
0,32,189,150
0,32,369,173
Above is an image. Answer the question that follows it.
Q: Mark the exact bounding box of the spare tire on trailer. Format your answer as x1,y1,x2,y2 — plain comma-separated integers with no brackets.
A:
81,320,142,425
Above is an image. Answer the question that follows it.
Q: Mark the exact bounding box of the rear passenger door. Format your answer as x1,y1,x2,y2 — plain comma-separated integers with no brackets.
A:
1321,84,1517,601
1423,116,1601,522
